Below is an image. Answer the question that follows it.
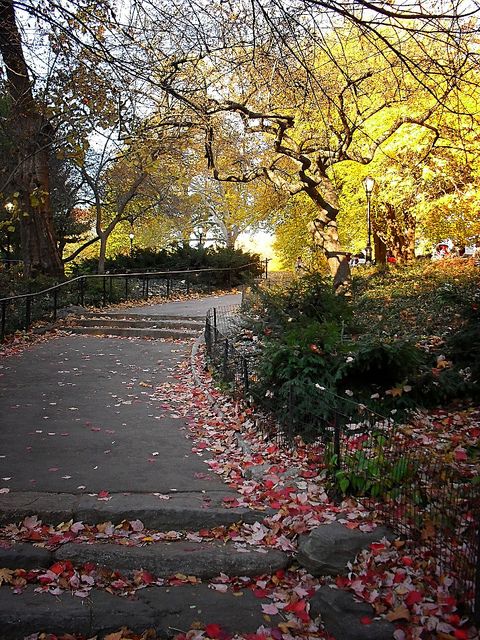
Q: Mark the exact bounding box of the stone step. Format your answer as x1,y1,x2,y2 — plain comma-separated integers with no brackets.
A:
80,312,204,323
72,318,204,330
0,539,290,580
0,491,268,530
67,326,201,339
0,583,283,639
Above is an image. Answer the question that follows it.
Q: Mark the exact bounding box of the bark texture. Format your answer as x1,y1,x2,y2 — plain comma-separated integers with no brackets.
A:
0,0,63,278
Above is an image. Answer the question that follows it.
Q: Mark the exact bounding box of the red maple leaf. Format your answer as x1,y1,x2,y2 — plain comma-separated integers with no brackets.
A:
205,623,223,639
405,590,423,606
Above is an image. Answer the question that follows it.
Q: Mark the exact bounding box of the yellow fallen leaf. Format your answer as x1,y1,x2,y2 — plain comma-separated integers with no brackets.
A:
386,386,403,397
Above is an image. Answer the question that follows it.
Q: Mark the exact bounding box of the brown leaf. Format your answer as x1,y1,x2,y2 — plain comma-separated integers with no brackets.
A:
104,633,123,640
0,568,14,585
421,520,436,540
385,606,410,622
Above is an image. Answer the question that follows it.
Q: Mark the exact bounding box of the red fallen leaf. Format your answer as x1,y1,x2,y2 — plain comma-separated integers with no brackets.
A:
27,531,43,541
405,590,423,606
49,562,65,575
253,588,270,598
205,623,223,638
360,616,372,625
440,595,457,610
370,542,385,553
401,556,413,566
300,470,317,478
454,630,469,640
335,576,350,588
454,447,468,462
98,490,110,499
284,599,306,614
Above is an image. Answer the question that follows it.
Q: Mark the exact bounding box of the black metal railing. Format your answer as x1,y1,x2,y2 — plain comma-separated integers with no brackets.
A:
204,304,480,621
0,264,257,342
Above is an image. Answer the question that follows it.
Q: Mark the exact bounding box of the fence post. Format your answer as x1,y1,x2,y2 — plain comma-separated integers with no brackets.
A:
213,308,218,343
145,275,149,299
125,276,129,300
53,289,58,321
334,415,341,472
102,277,107,307
242,357,249,396
109,277,113,300
223,339,229,379
166,275,170,298
1,300,6,341
186,272,190,295
25,297,31,330
79,278,85,307
475,520,480,624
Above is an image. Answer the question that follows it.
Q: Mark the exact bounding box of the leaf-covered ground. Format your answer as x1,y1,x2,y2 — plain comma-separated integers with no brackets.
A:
1,331,479,640
352,258,479,341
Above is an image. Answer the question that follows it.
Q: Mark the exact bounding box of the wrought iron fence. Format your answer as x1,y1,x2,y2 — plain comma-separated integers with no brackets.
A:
204,304,480,622
0,265,256,342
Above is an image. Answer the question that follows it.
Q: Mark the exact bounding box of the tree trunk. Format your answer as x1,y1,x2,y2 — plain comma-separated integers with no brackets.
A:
0,0,63,279
305,180,351,295
374,232,387,265
98,234,108,274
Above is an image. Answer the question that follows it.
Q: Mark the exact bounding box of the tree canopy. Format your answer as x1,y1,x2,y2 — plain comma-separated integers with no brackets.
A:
0,0,478,278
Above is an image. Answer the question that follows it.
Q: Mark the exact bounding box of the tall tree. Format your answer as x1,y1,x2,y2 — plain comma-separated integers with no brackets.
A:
0,0,63,277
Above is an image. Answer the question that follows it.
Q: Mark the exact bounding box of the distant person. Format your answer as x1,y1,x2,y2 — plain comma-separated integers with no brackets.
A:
386,251,396,264
295,256,306,273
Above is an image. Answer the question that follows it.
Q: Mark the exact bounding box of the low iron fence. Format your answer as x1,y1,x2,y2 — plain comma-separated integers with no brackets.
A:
205,304,480,621
0,265,256,342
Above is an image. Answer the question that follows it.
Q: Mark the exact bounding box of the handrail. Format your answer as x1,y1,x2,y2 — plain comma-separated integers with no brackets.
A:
0,262,261,341
0,263,257,304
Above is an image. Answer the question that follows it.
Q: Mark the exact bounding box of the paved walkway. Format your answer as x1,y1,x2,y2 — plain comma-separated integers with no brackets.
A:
0,293,242,514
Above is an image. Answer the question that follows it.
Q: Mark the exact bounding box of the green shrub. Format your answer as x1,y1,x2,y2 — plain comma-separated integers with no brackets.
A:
341,340,427,388
71,246,262,285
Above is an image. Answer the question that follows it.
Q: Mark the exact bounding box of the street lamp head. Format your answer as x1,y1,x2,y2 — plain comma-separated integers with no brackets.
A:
363,176,375,195
129,232,134,240
4,202,14,212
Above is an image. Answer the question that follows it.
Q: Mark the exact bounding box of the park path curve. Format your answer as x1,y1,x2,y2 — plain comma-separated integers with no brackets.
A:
0,293,244,525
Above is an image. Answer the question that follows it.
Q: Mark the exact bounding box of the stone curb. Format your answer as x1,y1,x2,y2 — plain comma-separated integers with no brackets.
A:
0,583,282,639
311,586,395,640
0,491,268,529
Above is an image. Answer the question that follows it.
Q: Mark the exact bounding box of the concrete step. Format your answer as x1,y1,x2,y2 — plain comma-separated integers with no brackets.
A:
0,540,290,579
0,491,268,530
67,326,201,339
0,583,284,639
73,318,204,330
80,312,204,323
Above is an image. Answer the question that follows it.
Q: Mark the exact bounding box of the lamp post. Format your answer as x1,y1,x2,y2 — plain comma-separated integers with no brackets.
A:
363,176,375,263
4,202,14,266
129,231,134,257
